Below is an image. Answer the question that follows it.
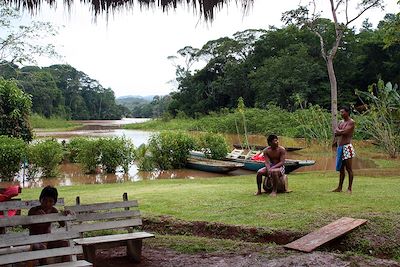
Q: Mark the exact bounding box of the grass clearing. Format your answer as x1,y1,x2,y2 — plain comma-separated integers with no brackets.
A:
20,171,400,232
30,114,81,131
19,170,400,259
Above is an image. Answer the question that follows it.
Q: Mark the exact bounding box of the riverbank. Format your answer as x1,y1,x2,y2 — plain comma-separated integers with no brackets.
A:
31,114,82,131
20,171,400,261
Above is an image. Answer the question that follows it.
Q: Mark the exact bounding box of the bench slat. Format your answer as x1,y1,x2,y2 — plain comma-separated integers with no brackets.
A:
65,200,138,213
0,213,76,227
42,260,93,267
0,246,83,265
1,231,81,248
0,199,65,210
73,232,154,245
70,218,142,233
75,210,141,222
0,245,30,255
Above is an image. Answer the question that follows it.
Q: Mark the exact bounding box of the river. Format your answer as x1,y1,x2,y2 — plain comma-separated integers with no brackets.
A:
2,119,380,188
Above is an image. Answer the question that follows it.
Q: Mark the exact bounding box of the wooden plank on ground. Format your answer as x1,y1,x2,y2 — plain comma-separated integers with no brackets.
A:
284,217,367,253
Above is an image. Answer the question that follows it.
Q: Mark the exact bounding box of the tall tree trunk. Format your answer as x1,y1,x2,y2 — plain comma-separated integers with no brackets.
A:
326,56,338,133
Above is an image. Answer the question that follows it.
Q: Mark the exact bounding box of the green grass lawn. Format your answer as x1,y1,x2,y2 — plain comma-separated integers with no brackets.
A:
20,171,400,232
19,170,400,259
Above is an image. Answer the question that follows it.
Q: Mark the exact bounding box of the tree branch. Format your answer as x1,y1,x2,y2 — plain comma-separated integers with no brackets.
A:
346,0,382,25
314,31,327,61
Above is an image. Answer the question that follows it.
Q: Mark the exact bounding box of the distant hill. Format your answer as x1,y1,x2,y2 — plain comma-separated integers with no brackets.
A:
115,95,154,117
117,95,156,102
116,96,149,112
116,94,170,118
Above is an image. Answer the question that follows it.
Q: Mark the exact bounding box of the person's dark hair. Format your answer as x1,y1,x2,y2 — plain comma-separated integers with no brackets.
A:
39,186,58,203
340,106,351,114
267,134,278,146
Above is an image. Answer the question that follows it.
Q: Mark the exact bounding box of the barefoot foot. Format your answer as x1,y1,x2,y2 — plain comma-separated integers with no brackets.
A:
270,192,277,197
254,191,263,196
332,188,342,192
347,189,352,194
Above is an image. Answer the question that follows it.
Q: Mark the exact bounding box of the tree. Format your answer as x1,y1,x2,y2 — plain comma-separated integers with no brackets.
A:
282,0,384,132
0,5,59,66
379,12,400,47
356,80,400,158
0,78,33,142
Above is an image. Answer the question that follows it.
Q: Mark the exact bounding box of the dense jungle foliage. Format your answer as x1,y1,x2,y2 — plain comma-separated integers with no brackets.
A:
167,16,400,117
0,63,130,120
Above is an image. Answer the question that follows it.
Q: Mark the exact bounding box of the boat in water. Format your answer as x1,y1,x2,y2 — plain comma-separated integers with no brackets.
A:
189,150,315,174
186,157,244,173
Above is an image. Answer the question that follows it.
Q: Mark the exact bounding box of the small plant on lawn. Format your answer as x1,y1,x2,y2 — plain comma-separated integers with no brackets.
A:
148,131,196,170
0,136,27,181
28,139,63,177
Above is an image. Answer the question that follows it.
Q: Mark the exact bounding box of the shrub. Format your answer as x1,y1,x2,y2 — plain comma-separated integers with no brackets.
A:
66,137,89,163
28,139,64,177
148,131,196,170
0,78,33,142
293,105,331,145
356,80,400,158
195,132,229,159
0,136,27,181
134,144,155,171
76,138,101,174
98,137,135,173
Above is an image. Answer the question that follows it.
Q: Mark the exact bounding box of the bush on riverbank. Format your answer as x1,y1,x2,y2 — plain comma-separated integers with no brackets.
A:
147,131,196,170
125,107,371,143
68,137,135,174
0,136,26,181
98,137,135,173
195,132,229,159
28,139,64,177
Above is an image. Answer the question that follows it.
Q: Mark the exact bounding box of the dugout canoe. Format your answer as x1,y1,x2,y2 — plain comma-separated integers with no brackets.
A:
186,157,244,173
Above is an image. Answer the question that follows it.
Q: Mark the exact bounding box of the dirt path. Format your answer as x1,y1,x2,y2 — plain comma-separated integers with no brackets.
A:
96,247,400,267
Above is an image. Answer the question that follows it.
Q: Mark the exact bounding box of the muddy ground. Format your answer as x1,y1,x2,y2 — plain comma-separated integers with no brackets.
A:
96,246,400,267
92,215,400,267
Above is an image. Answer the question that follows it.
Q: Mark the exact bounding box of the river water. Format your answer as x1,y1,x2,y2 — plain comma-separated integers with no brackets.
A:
2,119,380,188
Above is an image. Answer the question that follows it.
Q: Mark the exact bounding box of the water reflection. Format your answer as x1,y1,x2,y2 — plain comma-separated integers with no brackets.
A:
11,162,254,188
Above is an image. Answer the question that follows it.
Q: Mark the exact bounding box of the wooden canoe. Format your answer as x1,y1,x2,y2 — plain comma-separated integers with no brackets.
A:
186,157,244,173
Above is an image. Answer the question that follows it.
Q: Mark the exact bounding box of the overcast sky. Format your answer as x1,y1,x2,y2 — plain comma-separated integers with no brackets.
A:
19,0,400,97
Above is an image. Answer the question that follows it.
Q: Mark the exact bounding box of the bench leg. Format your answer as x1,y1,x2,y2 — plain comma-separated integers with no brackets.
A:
83,245,97,265
126,239,142,262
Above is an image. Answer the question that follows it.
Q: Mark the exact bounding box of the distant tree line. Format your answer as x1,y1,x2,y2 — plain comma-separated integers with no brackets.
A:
117,95,172,118
0,63,130,120
166,15,400,117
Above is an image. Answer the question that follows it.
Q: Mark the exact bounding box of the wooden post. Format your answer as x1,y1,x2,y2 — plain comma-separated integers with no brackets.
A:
127,239,142,262
76,196,80,205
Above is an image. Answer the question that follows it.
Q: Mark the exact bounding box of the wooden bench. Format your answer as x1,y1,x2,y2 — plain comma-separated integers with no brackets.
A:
65,193,154,264
0,198,65,216
0,212,92,266
0,198,65,235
